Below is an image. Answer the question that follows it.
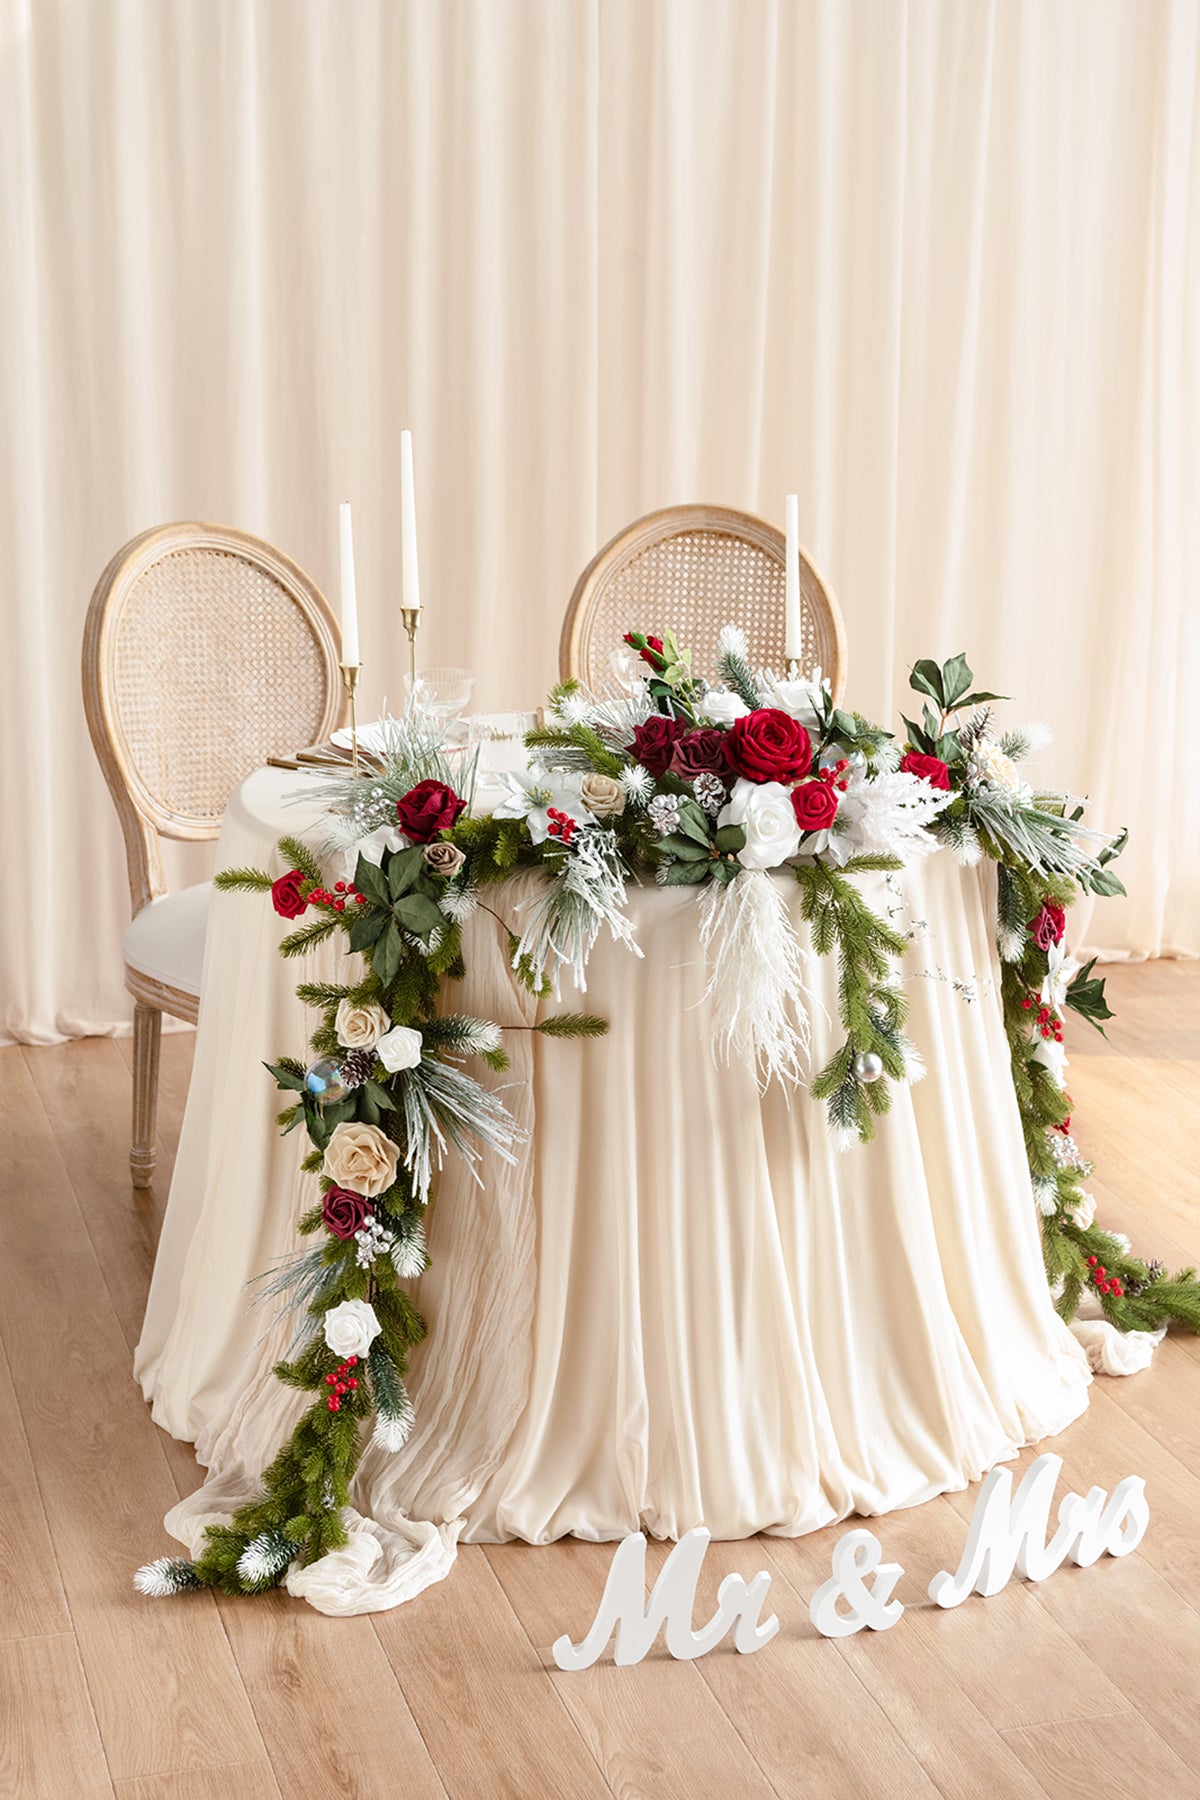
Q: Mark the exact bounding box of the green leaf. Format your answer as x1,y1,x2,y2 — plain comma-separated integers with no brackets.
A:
393,893,446,941
354,856,390,907
265,1060,307,1092
659,860,710,885
659,834,710,862
909,660,946,707
348,908,387,953
829,708,859,742
673,800,711,846
956,690,1007,709
372,921,404,986
1087,868,1126,898
387,846,425,900
940,653,974,708
1064,957,1115,1035
362,1079,396,1111
1098,825,1129,867
900,714,935,755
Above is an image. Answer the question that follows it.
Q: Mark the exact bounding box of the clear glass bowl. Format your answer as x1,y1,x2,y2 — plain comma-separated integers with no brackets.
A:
405,666,477,722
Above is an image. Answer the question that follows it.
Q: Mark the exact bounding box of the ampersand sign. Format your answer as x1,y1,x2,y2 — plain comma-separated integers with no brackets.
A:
808,1528,905,1638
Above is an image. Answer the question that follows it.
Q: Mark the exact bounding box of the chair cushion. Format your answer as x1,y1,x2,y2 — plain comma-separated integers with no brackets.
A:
123,883,211,996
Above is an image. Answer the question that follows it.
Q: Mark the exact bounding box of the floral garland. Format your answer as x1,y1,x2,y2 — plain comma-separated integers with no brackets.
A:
136,632,1200,1600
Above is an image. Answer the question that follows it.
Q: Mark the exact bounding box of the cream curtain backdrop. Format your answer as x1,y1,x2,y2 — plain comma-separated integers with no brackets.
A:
2,0,1197,1043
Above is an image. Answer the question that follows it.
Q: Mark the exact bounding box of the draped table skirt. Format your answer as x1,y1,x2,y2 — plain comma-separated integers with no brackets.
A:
135,767,1091,1614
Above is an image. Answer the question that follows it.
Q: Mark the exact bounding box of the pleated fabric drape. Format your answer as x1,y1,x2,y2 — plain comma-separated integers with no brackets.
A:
3,0,1198,1042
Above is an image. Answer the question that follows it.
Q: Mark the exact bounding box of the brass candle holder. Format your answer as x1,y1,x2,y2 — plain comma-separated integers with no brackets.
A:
341,662,362,777
401,606,421,688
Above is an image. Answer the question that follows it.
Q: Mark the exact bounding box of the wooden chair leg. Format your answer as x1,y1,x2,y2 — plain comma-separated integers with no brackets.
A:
131,1001,162,1188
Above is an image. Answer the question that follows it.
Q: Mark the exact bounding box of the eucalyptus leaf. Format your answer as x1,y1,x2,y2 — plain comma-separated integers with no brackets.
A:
957,689,1007,709
910,660,946,706
659,833,710,862
348,909,387,953
674,800,711,846
394,893,446,941
940,653,974,708
373,921,404,986
713,824,747,854
660,859,711,885
264,1061,307,1092
387,846,425,900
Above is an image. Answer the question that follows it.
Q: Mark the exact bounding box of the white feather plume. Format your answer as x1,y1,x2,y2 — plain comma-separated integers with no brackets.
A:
698,871,816,1089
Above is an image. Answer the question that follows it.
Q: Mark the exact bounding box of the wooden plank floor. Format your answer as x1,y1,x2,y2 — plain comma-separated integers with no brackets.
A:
2,961,1198,1799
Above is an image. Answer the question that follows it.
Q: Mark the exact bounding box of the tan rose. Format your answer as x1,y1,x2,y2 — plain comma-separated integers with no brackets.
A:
322,1121,400,1197
423,841,465,879
335,999,391,1051
580,772,626,817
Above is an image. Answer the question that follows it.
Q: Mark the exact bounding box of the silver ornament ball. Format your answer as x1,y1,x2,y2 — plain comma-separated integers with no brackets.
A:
304,1057,349,1105
852,1051,884,1084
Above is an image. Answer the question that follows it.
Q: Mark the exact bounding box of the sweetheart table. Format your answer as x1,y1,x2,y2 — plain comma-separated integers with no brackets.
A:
135,765,1091,1614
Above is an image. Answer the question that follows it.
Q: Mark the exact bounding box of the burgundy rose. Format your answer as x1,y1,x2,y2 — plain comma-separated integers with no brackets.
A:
791,778,840,833
630,714,685,776
322,1185,371,1241
271,869,308,919
1030,901,1066,950
725,708,813,784
668,728,730,780
396,779,466,843
900,750,951,791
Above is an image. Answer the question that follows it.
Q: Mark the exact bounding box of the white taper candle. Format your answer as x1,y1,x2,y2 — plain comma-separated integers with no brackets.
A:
784,494,801,666
339,502,360,666
400,429,421,614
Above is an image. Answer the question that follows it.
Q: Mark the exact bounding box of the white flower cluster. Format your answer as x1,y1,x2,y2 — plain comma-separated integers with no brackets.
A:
965,738,1032,805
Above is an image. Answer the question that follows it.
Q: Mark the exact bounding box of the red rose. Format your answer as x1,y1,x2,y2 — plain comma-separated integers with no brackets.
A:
725,709,813,784
1030,901,1066,950
791,779,840,833
630,715,685,776
669,728,730,780
900,751,951,791
322,1185,371,1241
271,869,308,919
396,779,466,843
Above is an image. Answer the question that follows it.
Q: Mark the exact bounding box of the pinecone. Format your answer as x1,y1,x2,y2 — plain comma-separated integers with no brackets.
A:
339,1047,376,1089
1145,1258,1165,1285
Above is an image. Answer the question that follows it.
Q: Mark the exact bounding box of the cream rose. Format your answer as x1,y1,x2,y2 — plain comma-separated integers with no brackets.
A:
718,777,802,871
335,999,390,1051
323,1120,400,1196
323,1298,381,1359
580,772,626,817
423,841,465,879
1069,1190,1097,1231
377,1025,424,1073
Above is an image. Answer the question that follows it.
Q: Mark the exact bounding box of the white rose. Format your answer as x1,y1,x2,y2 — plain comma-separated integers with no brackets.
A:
1031,1035,1069,1089
323,1120,400,1196
323,1298,381,1360
335,999,391,1051
718,777,802,872
697,688,749,726
765,674,826,732
376,1025,424,1072
579,772,626,817
1069,1190,1097,1230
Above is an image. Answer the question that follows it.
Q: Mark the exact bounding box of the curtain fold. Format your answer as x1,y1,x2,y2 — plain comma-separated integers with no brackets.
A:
2,0,1197,1042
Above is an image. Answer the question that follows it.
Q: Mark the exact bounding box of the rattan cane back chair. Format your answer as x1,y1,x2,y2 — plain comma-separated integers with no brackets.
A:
560,505,846,700
82,522,345,1186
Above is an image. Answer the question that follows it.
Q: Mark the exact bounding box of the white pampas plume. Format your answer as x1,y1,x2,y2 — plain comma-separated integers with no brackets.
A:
698,871,816,1089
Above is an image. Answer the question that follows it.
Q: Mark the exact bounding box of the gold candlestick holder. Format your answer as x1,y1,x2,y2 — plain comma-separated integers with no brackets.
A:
341,662,363,777
400,607,421,688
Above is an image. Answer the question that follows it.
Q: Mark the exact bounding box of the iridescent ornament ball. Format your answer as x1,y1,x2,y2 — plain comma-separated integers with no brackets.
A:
305,1058,349,1105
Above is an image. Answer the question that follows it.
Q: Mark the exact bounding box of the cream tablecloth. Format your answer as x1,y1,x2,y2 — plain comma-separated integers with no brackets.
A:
135,767,1091,1614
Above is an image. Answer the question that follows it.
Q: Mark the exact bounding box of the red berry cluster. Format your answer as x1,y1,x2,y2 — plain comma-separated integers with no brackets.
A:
545,807,577,845
309,879,368,913
816,758,851,794
1020,994,1063,1043
324,1354,360,1411
1086,1255,1124,1299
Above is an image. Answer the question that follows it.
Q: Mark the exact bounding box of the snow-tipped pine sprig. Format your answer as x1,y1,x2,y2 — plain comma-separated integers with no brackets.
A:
236,1530,295,1591
134,1557,204,1597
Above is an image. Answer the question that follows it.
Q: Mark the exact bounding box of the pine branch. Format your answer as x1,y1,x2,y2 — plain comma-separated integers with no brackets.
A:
276,834,324,886
214,866,273,893
295,981,353,1010
535,1013,609,1038
279,916,343,959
